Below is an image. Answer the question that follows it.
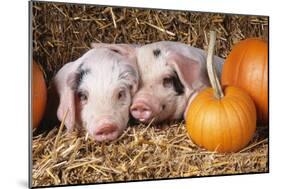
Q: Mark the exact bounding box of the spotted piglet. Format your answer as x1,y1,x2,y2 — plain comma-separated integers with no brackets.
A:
131,41,224,123
52,47,139,141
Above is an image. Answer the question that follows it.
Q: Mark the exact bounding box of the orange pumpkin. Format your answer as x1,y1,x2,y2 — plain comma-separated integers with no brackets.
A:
32,61,47,129
186,31,256,153
186,86,256,152
221,38,268,124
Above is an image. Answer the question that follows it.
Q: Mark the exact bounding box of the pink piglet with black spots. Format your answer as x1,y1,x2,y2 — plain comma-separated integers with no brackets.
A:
131,41,225,124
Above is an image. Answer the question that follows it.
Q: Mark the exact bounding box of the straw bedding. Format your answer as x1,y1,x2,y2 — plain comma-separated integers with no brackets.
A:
32,1,269,187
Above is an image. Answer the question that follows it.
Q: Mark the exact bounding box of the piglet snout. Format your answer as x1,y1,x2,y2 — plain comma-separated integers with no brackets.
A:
94,123,119,142
130,102,152,122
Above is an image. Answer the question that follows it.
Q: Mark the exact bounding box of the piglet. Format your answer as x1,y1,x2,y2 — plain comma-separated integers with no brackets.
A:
131,41,224,123
52,47,139,141
89,42,224,124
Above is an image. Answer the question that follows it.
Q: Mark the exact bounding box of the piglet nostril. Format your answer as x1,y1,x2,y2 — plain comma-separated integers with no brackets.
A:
130,103,152,121
95,124,118,136
131,105,148,112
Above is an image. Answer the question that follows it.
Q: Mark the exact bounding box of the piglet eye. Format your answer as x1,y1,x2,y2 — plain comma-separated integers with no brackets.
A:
163,77,174,88
77,91,88,103
118,90,126,101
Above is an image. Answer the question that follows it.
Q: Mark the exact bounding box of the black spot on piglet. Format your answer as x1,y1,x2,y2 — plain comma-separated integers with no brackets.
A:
172,72,185,96
153,48,161,57
70,63,91,91
77,68,90,88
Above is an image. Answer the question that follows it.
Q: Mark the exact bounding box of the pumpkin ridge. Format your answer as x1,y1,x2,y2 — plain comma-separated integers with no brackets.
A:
234,44,248,86
187,90,216,148
200,103,208,149
229,93,256,124
213,101,222,151
226,97,247,150
260,51,268,122
220,99,233,152
202,101,217,147
229,90,256,147
246,48,261,117
189,92,214,121
197,102,207,147
204,101,220,151
187,93,209,126
262,47,269,122
228,90,255,121
228,91,252,113
187,97,207,146
258,53,265,121
238,98,256,148
263,50,269,122
202,100,217,147
186,100,199,140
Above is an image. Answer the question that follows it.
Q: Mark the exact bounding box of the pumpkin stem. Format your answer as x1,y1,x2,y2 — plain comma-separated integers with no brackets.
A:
206,31,224,99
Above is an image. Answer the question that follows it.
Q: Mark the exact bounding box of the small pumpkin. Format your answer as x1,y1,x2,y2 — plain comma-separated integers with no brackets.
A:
221,38,268,124
186,32,257,153
32,61,47,129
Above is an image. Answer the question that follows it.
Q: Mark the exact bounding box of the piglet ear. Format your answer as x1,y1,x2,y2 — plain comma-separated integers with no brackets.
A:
53,62,79,132
90,43,137,58
167,52,208,90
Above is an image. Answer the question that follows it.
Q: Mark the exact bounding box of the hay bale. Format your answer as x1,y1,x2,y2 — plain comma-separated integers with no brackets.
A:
32,1,269,187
